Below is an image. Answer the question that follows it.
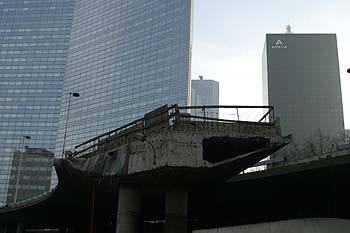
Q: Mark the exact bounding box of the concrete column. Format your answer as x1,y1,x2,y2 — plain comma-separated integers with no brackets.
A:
0,226,8,233
116,184,141,233
16,223,24,233
165,188,188,233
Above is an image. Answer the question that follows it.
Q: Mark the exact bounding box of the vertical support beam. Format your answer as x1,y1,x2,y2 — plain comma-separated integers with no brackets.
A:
165,188,188,233
116,184,141,233
0,226,8,233
16,223,24,233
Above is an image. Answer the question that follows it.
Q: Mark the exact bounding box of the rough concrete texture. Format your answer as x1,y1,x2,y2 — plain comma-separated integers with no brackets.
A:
193,218,350,233
116,185,141,233
128,121,283,174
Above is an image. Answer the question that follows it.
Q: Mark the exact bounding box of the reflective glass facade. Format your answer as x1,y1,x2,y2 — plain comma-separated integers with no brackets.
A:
0,0,74,205
6,147,53,204
55,0,193,156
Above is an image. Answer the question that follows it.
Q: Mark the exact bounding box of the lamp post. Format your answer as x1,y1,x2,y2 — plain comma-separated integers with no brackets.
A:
13,135,31,203
62,92,80,158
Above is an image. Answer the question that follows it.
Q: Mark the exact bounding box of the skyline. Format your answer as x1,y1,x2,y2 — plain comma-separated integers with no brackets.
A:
192,0,350,128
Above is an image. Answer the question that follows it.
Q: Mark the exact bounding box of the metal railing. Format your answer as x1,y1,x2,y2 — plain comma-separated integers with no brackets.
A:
177,105,275,124
71,104,276,158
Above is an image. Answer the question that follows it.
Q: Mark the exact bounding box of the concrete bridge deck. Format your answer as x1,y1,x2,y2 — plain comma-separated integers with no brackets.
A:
68,105,288,184
0,105,291,233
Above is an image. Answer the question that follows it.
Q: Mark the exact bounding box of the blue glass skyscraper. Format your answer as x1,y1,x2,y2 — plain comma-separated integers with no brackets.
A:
0,0,74,205
55,0,193,155
0,0,193,205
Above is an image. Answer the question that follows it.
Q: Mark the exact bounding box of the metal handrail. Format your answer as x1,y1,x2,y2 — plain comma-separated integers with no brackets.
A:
71,105,276,158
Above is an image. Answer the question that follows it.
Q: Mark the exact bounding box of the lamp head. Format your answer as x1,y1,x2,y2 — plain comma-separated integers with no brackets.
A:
71,92,80,97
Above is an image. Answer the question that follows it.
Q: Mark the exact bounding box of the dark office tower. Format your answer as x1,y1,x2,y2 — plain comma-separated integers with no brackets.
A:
191,76,219,117
6,147,53,204
55,0,193,156
262,34,345,145
0,1,75,205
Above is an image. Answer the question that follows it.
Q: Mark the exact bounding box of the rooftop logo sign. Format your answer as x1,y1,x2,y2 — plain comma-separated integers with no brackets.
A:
272,40,287,49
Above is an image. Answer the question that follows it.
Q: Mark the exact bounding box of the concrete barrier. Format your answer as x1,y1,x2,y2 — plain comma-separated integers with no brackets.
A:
193,218,350,233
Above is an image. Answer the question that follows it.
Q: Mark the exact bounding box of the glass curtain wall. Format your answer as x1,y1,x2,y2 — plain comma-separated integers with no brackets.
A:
0,0,74,205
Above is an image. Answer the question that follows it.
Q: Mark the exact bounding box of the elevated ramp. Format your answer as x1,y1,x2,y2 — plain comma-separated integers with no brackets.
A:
69,105,289,184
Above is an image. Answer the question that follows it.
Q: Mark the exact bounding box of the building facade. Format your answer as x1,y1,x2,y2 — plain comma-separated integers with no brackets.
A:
6,147,53,204
0,0,75,205
55,0,193,157
262,34,345,145
0,0,193,204
191,77,219,117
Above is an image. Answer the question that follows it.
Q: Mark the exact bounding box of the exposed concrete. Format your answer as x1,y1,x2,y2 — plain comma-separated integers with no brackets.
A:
165,188,188,233
116,185,141,233
66,106,288,186
193,218,350,233
128,122,284,174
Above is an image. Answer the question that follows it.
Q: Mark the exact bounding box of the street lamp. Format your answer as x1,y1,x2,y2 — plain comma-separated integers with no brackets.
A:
13,135,31,203
62,92,80,158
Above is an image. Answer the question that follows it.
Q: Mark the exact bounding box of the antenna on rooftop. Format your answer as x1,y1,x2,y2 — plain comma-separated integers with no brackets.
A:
286,25,292,34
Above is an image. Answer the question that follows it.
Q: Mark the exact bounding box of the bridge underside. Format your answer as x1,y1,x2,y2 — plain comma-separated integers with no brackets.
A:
0,155,350,232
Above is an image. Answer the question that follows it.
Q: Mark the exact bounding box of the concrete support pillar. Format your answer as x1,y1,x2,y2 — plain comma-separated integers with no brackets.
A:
0,226,8,233
165,188,188,233
116,184,141,233
16,223,24,233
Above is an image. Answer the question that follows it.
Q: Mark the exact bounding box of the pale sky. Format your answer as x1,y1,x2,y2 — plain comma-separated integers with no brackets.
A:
192,0,350,129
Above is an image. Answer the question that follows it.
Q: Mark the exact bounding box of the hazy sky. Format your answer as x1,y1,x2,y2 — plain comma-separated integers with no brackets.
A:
192,0,350,128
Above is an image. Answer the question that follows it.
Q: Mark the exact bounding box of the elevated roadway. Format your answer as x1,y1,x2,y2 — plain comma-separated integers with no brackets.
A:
0,105,290,233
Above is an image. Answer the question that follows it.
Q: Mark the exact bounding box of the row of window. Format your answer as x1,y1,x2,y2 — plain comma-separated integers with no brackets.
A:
7,184,48,191
0,105,59,110
0,27,69,33
1,35,68,40
0,50,66,55
0,57,66,62
0,73,62,78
